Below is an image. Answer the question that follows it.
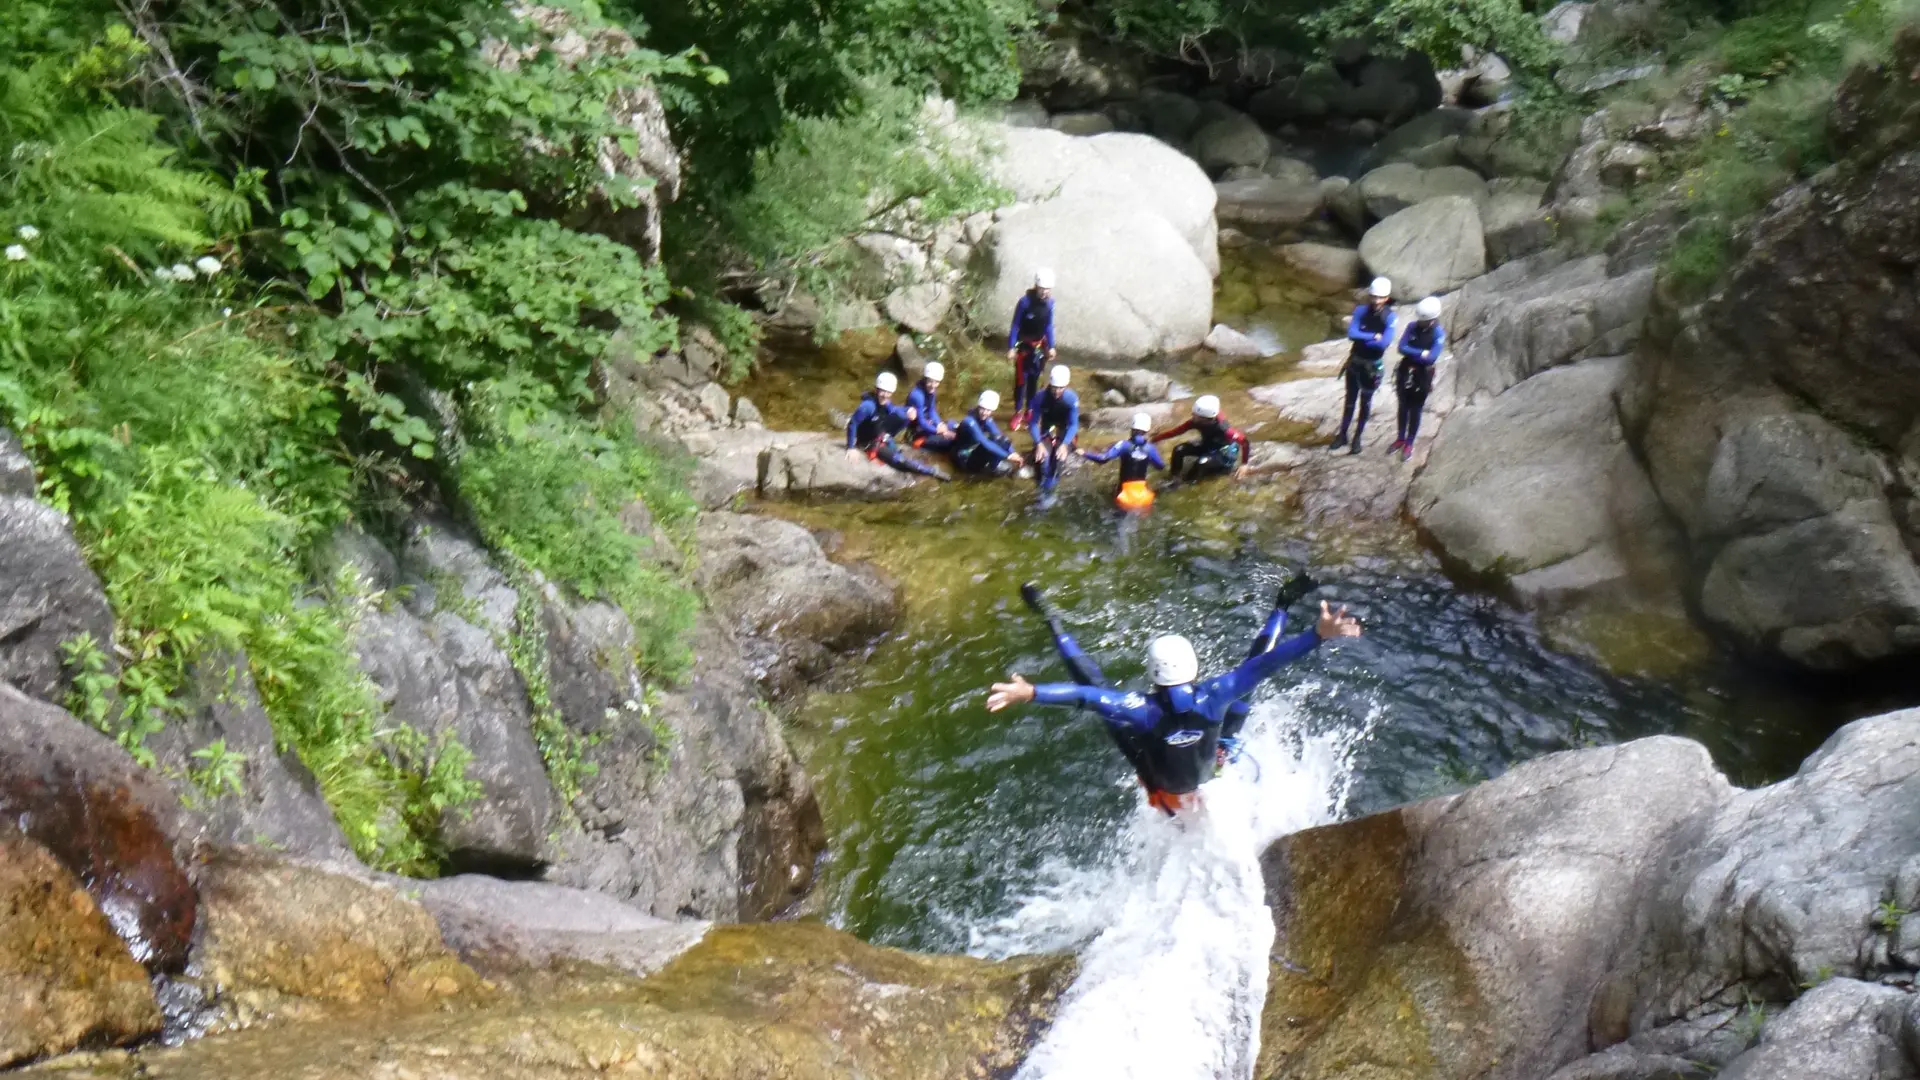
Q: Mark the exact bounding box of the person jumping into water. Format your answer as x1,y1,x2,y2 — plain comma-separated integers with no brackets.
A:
989,584,1361,814
1079,412,1166,513
1007,269,1057,430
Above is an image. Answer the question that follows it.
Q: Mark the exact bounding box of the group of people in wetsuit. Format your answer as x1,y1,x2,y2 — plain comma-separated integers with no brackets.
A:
1334,276,1448,461
843,268,1261,507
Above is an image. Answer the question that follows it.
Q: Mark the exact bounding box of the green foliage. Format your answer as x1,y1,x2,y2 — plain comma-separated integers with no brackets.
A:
457,376,697,675
1875,899,1910,933
1303,0,1558,71
500,559,597,806
188,738,247,799
674,83,1006,346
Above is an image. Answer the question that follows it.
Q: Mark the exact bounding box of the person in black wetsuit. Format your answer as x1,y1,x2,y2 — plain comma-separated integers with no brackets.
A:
907,361,956,452
844,371,949,480
950,390,1026,476
1391,296,1446,463
1217,572,1318,768
1152,395,1251,482
1004,578,1358,814
1331,277,1397,456
1027,365,1080,494
1079,412,1166,511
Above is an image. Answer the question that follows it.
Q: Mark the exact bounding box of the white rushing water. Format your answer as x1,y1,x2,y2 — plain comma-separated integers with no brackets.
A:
971,686,1373,1080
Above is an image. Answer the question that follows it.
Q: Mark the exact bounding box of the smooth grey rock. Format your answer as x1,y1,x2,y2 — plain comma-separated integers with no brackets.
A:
1715,979,1913,1080
1278,242,1363,288
883,281,953,335
1542,1,1593,44
1482,190,1555,265
1203,324,1266,357
692,512,897,700
1139,89,1203,143
1003,99,1050,128
1049,111,1114,136
732,396,764,428
757,438,931,499
1358,163,1490,221
1089,369,1172,403
1213,175,1323,227
0,495,116,706
1448,254,1653,400
1262,156,1319,185
1191,111,1271,173
411,874,709,979
1359,196,1488,299
695,381,730,424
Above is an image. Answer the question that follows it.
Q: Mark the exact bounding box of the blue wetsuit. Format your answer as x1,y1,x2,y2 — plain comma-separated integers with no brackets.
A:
1084,433,1167,490
1008,290,1056,418
1031,610,1318,796
952,412,1018,475
1335,302,1398,450
1394,319,1446,448
906,381,954,451
1028,386,1081,492
845,391,946,479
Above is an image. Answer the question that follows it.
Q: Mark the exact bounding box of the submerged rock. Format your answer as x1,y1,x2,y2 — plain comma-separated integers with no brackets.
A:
30,922,1075,1080
0,826,160,1067
0,687,197,972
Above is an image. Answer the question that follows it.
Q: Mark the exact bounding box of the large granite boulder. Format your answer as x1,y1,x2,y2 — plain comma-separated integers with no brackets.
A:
1213,176,1324,228
0,494,116,706
977,196,1215,362
1190,111,1271,173
987,126,1219,273
1259,708,1920,1080
758,437,935,498
1356,162,1490,221
407,874,709,979
0,826,160,1066
0,687,197,972
1358,196,1487,299
692,512,897,699
1409,357,1681,609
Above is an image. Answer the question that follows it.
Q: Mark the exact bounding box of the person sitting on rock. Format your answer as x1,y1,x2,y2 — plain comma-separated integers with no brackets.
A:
1151,395,1250,482
951,390,1025,476
1079,412,1166,512
1331,277,1397,456
1391,297,1445,463
1007,268,1057,430
908,361,956,452
845,371,948,480
1028,365,1080,494
990,584,1362,815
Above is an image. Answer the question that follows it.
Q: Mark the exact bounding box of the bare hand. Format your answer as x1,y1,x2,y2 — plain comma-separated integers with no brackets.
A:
939,424,953,437
1315,600,1362,639
987,675,1035,712
1008,452,1025,467
845,448,862,462
1007,348,1019,362
1233,465,1249,479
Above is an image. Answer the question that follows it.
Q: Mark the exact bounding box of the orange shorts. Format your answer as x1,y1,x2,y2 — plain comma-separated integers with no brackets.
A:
1115,480,1155,513
1145,787,1198,816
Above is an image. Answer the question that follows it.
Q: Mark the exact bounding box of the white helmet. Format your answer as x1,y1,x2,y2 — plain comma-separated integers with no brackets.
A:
977,389,1000,411
1416,296,1443,321
1145,635,1199,686
1131,412,1153,432
1034,268,1056,290
875,371,898,393
923,361,945,382
1369,276,1393,299
1192,394,1220,419
1049,365,1071,388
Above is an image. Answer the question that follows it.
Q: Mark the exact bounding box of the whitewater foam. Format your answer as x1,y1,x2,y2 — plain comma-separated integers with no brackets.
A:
976,686,1372,1080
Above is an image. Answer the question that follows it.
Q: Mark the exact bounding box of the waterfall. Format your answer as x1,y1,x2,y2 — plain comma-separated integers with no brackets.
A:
970,686,1372,1079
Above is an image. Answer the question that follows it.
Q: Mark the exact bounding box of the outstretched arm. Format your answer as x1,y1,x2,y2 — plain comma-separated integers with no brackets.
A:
1150,418,1195,444
987,676,1155,731
1082,442,1124,463
1206,601,1361,701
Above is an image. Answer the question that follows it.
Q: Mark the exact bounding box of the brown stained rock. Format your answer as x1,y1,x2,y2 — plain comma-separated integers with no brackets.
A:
0,687,196,972
189,848,480,1020
25,922,1073,1080
0,827,160,1066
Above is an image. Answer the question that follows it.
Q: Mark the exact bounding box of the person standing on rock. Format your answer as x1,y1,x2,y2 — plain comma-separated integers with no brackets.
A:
1331,277,1397,456
1079,412,1166,512
990,585,1362,815
908,361,956,452
1391,297,1446,463
1152,395,1250,482
1007,268,1058,431
1028,365,1080,497
951,390,1025,476
845,371,949,480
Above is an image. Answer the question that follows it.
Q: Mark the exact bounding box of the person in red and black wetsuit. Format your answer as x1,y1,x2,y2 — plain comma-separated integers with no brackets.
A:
1006,268,1057,430
1152,395,1251,482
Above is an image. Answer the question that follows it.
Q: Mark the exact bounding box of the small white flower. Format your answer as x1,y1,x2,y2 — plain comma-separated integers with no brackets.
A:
195,255,222,276
221,307,233,318
4,245,27,262
152,265,177,281
15,225,39,242
170,263,195,280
